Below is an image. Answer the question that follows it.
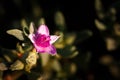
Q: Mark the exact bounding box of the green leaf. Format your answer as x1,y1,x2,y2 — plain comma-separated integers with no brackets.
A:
6,29,24,41
10,60,24,71
38,17,46,25
16,43,24,53
95,19,106,31
21,42,33,52
29,22,35,34
21,19,29,36
51,59,62,72
69,63,77,75
75,30,92,44
95,0,105,19
65,33,76,45
0,63,8,71
54,11,66,31
39,53,50,67
68,51,79,58
57,45,79,58
25,52,38,72
26,52,38,67
23,26,29,36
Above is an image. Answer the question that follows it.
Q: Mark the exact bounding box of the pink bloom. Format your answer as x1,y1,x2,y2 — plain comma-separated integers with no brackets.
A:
28,24,60,55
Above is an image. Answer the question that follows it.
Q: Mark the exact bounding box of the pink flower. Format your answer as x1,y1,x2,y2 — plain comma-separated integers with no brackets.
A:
28,24,60,55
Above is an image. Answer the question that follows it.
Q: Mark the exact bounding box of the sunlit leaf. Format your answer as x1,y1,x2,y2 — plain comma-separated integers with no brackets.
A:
51,59,61,72
16,43,24,53
0,47,18,62
99,55,113,65
25,51,38,72
70,46,76,52
21,19,29,36
95,0,105,19
0,63,8,71
110,8,116,15
54,11,66,31
70,63,77,75
26,52,38,67
54,31,65,49
67,46,79,59
55,54,62,59
114,23,120,36
57,45,78,58
25,64,32,72
29,22,35,34
68,51,79,58
6,29,24,40
40,53,50,67
95,19,106,31
38,18,46,25
65,33,76,45
21,19,28,28
36,73,49,80
10,60,24,71
109,8,116,21
37,77,44,80
105,37,117,51
23,27,29,36
21,42,33,52
3,54,12,63
95,0,103,11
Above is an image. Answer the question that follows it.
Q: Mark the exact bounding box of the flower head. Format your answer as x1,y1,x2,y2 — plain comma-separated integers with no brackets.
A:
28,23,60,55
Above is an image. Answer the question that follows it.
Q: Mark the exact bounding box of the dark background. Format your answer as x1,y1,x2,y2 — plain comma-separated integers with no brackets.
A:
0,0,94,48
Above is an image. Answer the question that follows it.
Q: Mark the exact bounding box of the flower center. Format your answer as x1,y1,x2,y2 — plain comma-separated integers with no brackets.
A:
35,34,50,47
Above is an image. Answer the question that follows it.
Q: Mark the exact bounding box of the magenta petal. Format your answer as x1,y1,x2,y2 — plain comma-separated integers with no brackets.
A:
33,43,45,53
50,35,60,44
33,43,57,55
47,45,57,55
28,34,35,43
37,25,49,35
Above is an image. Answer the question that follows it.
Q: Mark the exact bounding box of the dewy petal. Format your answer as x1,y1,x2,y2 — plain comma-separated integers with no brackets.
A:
28,34,35,43
50,35,60,44
37,24,49,35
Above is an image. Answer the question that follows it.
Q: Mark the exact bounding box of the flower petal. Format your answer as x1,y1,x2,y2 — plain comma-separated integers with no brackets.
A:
37,25,49,35
33,43,45,53
34,44,57,55
50,35,60,44
47,45,57,55
28,34,35,43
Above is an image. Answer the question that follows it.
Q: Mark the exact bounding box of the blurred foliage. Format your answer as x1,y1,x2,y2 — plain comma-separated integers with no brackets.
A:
0,0,93,80
1,0,120,80
94,0,120,80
